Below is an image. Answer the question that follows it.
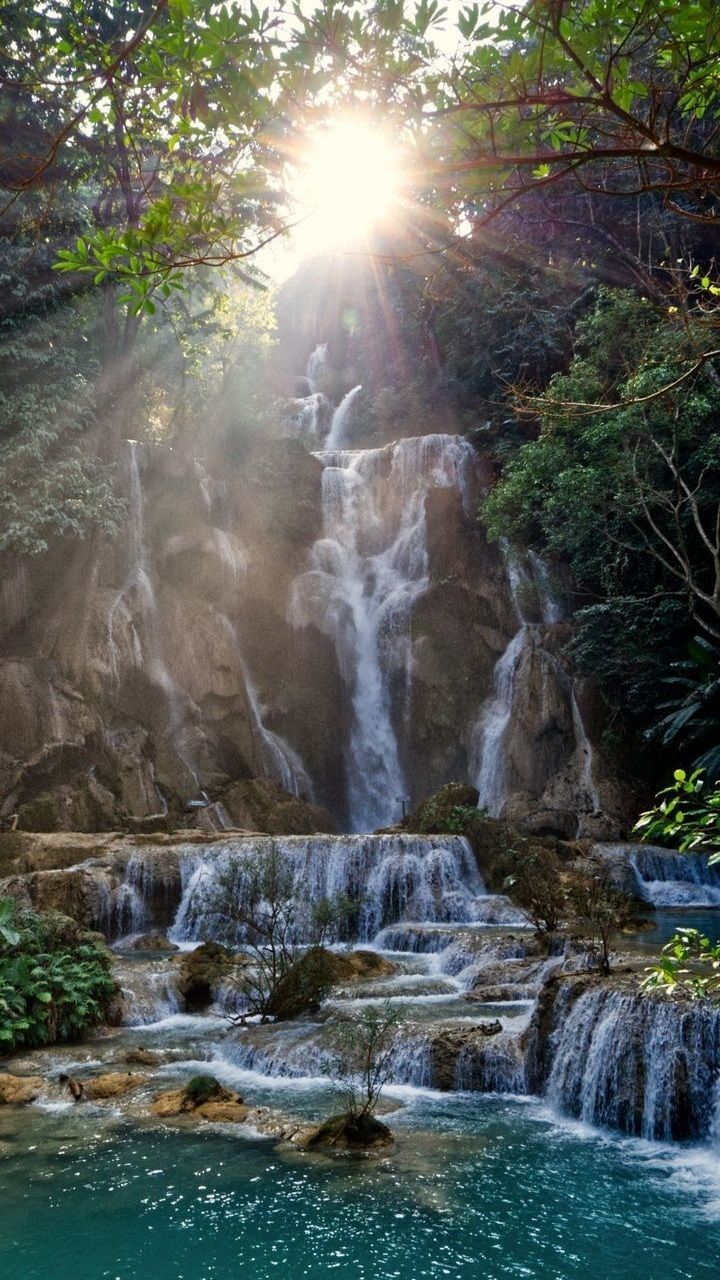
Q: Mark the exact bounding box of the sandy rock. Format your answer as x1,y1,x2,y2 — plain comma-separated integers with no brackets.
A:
84,1072,146,1100
0,1073,44,1104
151,1082,247,1123
122,1048,164,1067
303,1112,394,1153
126,933,178,952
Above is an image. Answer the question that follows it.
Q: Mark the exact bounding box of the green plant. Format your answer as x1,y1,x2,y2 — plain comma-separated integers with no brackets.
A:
634,769,720,865
641,929,720,1002
325,1002,404,1119
183,1075,224,1107
566,872,637,976
0,904,116,1050
650,639,720,777
0,899,19,947
500,847,564,934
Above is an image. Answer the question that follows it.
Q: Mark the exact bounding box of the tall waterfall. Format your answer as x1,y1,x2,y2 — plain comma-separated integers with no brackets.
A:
527,976,720,1141
629,845,720,906
288,434,477,831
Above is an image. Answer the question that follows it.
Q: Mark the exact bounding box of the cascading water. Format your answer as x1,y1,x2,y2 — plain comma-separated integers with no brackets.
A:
168,833,491,945
241,662,315,801
324,384,362,449
528,977,720,1141
628,845,720,906
288,434,477,830
470,545,600,825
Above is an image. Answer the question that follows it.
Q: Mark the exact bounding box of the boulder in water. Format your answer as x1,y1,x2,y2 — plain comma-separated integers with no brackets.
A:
304,1112,394,1153
175,941,245,1012
127,932,178,952
0,1073,44,1104
152,1076,248,1123
84,1072,146,1100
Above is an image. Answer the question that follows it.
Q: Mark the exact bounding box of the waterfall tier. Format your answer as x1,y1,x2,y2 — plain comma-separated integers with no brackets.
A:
630,845,720,907
526,973,720,1141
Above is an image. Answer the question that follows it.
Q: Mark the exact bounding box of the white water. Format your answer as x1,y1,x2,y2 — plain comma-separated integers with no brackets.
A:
629,845,720,906
535,982,720,1141
471,546,600,823
167,833,494,945
324,384,362,449
289,434,477,830
241,662,315,801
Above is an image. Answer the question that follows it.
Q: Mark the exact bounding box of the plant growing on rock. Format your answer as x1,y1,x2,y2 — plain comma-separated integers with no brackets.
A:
500,846,565,934
0,900,116,1050
566,873,636,977
325,1002,404,1120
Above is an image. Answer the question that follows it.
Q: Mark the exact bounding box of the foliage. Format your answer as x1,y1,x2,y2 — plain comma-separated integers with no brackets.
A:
500,846,564,934
650,638,720,777
325,1002,404,1119
310,894,359,947
0,900,116,1050
209,846,297,1021
641,928,720,1002
183,1074,224,1106
634,769,720,866
566,871,637,976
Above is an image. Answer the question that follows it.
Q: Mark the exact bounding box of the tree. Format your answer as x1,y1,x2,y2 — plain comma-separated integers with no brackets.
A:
567,870,636,975
500,846,565,934
325,1001,404,1119
641,927,720,1002
208,845,298,1021
634,768,720,866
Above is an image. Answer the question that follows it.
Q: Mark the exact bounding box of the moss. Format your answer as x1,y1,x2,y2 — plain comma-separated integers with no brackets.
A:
183,1075,226,1107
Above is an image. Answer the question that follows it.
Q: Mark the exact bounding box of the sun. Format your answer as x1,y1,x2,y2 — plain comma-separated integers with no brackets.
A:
289,120,403,254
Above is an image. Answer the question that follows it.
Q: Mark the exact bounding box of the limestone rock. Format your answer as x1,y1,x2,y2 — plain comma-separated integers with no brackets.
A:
220,778,337,835
303,1112,394,1153
84,1072,146,1100
126,932,178,953
0,1073,44,1104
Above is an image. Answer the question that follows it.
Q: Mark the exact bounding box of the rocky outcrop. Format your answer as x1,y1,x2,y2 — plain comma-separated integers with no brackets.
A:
219,778,337,835
304,1112,394,1153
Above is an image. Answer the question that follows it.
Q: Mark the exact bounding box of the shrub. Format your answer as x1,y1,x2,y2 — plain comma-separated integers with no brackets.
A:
183,1075,224,1106
499,846,565,933
566,872,637,976
0,899,116,1050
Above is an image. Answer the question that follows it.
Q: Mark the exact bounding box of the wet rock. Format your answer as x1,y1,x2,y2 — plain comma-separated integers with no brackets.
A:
175,942,243,1012
303,1112,394,1153
123,1048,164,1067
84,1072,146,1100
126,933,178,953
0,1073,44,1104
220,778,337,835
151,1077,247,1123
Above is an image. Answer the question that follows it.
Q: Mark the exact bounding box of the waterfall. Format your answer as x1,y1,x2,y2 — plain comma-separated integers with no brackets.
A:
472,629,527,816
168,833,489,945
306,343,328,390
628,845,720,906
324,384,362,449
242,662,315,801
528,977,720,1141
289,434,477,831
470,546,600,824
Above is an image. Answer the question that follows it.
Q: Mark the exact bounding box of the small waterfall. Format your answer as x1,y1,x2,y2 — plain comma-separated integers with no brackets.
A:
306,343,328,390
629,845,720,906
453,1034,525,1093
242,662,315,800
117,960,183,1026
531,978,720,1141
289,434,477,830
472,629,527,816
470,546,600,824
324,384,362,449
167,833,489,946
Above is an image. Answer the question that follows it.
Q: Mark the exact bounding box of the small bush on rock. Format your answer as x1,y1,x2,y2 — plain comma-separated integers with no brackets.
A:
499,846,565,933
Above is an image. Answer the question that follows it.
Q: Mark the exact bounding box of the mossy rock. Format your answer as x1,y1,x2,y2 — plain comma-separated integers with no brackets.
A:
305,1112,394,1152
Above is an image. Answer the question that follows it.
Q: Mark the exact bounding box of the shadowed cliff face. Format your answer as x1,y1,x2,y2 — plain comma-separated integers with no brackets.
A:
0,430,630,837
